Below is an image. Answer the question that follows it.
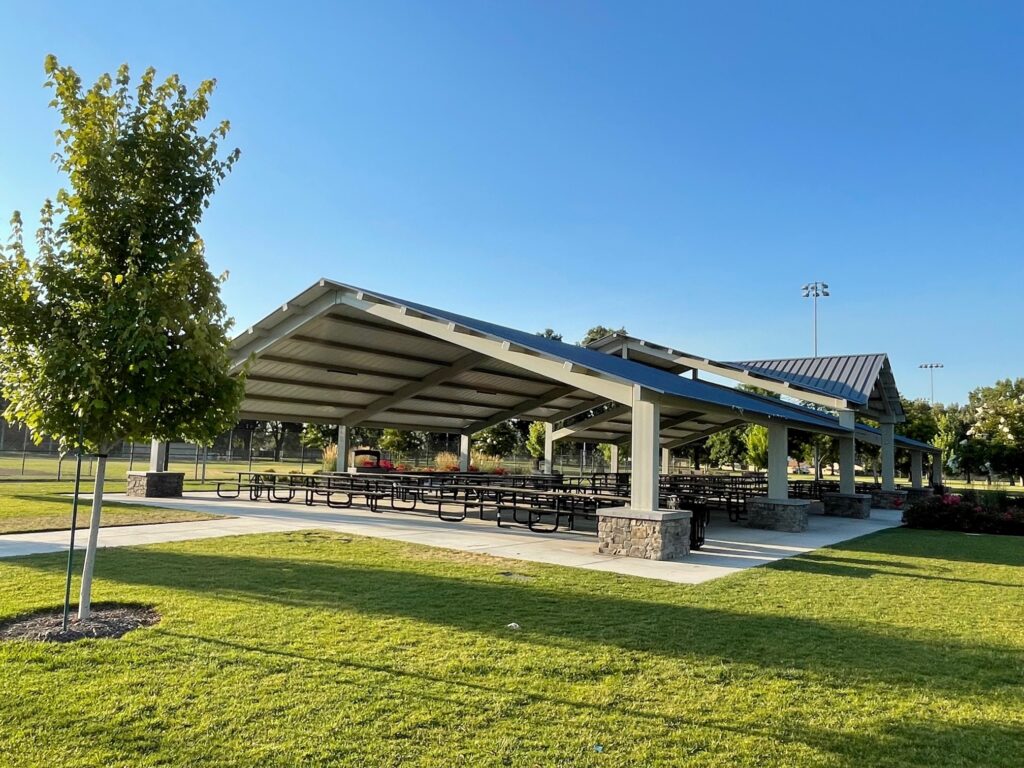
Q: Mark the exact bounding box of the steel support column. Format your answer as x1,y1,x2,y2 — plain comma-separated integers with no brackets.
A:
630,390,660,512
880,421,896,492
931,453,943,487
148,439,167,473
910,450,923,489
543,423,554,473
838,409,856,495
767,422,789,500
336,425,350,472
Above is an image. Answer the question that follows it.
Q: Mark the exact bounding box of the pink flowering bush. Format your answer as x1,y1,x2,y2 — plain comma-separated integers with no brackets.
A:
903,491,1024,536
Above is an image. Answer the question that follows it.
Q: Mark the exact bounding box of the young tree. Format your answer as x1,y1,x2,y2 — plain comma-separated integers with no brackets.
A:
473,420,522,457
536,328,563,342
256,420,301,461
0,58,244,618
744,425,769,469
526,421,547,468
300,423,336,450
934,405,988,481
707,426,748,469
378,428,424,456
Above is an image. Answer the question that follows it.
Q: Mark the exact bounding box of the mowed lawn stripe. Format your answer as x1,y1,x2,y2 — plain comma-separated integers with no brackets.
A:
0,527,1021,767
0,481,225,534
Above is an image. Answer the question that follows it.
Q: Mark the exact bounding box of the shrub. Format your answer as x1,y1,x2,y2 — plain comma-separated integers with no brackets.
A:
321,444,337,472
904,493,1024,536
434,452,459,470
471,450,503,474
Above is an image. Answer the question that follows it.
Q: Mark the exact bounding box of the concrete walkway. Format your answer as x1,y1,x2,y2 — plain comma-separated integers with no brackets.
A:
0,492,904,584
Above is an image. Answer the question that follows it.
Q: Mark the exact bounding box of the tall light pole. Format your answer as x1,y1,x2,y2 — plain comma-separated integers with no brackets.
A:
801,282,830,357
800,282,830,481
919,362,943,404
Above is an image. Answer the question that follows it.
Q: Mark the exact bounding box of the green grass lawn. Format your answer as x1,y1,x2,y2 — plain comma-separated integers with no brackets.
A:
0,481,224,534
0,527,1021,767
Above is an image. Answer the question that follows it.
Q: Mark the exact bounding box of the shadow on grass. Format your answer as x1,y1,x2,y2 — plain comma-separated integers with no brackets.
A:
7,542,1023,698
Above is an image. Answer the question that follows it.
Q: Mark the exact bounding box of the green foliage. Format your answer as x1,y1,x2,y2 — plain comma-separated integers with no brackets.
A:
378,428,423,455
472,420,522,458
900,397,939,445
798,433,836,477
0,57,243,453
535,328,562,342
579,325,627,347
525,421,547,459
969,378,1024,481
300,423,336,449
255,421,300,461
738,385,782,400
743,425,769,469
706,425,748,469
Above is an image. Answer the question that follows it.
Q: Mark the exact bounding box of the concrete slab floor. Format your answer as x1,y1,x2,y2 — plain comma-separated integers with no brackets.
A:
0,492,904,585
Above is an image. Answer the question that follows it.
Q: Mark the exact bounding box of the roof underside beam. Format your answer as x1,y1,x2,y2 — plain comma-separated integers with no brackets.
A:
338,293,635,405
289,334,452,367
551,404,631,441
662,419,747,450
341,351,487,427
461,384,581,435
230,292,342,371
610,415,720,447
546,397,613,426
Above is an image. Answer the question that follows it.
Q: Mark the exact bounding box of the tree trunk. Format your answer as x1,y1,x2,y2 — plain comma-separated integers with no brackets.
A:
78,454,108,620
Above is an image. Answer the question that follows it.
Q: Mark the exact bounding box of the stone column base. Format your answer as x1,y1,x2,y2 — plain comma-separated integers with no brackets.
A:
597,507,691,560
126,471,184,498
746,497,810,532
822,492,872,518
870,489,908,510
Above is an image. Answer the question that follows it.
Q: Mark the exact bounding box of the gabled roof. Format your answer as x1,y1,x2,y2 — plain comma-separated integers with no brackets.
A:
229,279,852,441
587,333,905,421
729,355,884,407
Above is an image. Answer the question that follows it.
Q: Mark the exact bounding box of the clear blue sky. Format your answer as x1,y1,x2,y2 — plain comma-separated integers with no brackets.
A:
1,1,1021,405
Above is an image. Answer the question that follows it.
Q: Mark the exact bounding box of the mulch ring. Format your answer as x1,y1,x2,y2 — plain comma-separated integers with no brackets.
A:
0,604,160,643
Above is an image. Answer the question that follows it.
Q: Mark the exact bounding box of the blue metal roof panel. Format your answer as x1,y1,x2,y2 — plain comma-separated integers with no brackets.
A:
344,283,847,433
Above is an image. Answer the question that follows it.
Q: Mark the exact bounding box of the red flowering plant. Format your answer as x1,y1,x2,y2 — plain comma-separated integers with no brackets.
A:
904,490,1024,536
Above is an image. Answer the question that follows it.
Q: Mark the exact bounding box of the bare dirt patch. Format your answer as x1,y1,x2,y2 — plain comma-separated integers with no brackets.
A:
0,604,160,643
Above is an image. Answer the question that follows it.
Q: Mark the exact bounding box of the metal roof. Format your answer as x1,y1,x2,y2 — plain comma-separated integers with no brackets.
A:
586,334,928,449
589,333,905,421
229,279,855,442
729,355,885,407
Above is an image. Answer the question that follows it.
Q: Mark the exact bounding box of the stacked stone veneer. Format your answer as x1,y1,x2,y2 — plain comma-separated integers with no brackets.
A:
746,498,811,532
870,489,908,510
822,492,872,519
126,471,184,498
597,508,691,560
